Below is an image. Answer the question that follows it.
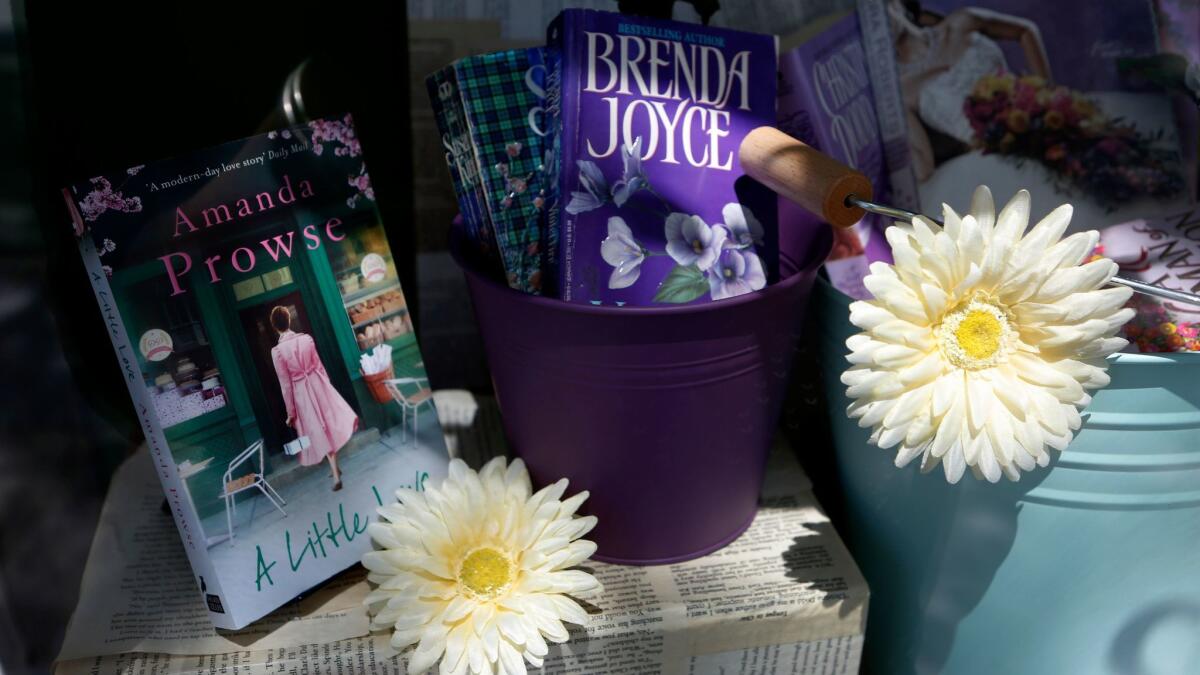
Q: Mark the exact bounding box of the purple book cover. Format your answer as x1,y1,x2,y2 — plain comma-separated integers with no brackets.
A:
778,12,894,300
547,9,779,305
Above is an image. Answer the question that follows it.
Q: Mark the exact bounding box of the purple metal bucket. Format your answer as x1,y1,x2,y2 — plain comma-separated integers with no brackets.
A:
453,223,831,564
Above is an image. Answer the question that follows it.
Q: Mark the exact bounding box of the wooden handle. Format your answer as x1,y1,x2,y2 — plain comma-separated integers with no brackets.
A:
739,126,873,229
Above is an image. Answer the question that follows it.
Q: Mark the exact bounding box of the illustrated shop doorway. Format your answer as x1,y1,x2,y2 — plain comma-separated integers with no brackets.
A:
224,249,354,459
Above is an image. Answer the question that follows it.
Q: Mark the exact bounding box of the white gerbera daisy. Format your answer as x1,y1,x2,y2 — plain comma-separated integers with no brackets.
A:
843,186,1134,483
363,457,601,674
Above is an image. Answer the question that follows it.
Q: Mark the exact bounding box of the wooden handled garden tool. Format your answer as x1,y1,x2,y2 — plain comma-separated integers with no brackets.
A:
738,126,1200,307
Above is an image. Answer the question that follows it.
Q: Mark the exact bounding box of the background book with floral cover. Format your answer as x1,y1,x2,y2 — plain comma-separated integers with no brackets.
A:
778,11,896,300
859,0,1191,231
62,117,449,630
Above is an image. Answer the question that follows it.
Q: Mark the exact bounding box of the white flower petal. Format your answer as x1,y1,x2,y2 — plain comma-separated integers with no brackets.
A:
1015,204,1074,263
943,442,967,483
877,424,907,449
1040,230,1099,272
965,375,993,434
410,630,449,675
955,217,984,271
976,436,1002,483
497,640,526,675
1033,259,1117,303
930,396,965,459
894,440,929,468
904,410,936,448
441,623,470,675
993,189,1030,241
968,185,995,231
919,282,949,320
857,399,897,429
848,301,899,330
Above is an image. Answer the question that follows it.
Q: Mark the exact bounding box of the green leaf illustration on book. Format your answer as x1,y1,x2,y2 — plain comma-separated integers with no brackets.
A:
653,264,708,304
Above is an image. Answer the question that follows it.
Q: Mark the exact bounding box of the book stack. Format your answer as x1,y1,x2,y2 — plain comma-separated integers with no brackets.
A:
428,9,781,307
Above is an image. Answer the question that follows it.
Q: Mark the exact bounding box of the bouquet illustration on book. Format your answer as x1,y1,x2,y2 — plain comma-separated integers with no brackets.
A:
63,117,449,630
572,137,768,302
964,72,1184,209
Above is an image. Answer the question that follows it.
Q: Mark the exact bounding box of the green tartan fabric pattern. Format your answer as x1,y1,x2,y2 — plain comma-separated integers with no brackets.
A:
455,49,546,294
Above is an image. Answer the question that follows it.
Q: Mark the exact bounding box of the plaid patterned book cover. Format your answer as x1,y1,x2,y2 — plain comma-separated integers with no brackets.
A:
455,48,551,295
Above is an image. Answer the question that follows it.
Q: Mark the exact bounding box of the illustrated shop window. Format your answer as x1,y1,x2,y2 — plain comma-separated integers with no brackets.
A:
232,265,294,302
124,274,228,429
326,218,411,351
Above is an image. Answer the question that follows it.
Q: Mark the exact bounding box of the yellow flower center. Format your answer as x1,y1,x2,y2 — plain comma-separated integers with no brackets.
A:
692,239,704,253
458,547,513,600
936,299,1014,370
954,310,1003,360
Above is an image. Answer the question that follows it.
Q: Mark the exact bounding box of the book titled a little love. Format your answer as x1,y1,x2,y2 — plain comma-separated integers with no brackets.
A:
547,10,779,305
63,117,449,630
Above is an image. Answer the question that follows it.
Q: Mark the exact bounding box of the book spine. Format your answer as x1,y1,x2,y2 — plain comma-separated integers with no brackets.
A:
65,191,238,630
548,12,579,302
538,45,561,297
455,75,504,271
448,63,501,274
427,69,480,242
427,68,502,274
545,14,566,300
855,0,920,210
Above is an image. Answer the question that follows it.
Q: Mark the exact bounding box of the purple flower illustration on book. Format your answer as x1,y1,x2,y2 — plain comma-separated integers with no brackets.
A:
599,217,645,289
719,202,765,248
79,176,142,222
611,137,648,207
566,160,609,215
665,213,725,271
708,248,766,300
585,137,767,304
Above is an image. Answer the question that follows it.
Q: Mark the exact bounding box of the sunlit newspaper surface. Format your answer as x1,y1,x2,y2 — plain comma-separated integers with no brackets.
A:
57,396,867,674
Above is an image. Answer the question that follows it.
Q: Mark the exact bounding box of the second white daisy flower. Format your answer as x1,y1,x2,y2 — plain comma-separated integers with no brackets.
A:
842,186,1134,483
364,457,601,674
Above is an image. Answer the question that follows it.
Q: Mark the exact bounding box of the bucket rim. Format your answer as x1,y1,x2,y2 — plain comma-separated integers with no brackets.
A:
814,275,1200,365
450,225,827,318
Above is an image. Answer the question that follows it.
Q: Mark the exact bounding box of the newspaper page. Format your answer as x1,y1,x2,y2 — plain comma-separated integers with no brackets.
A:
55,637,405,675
58,396,867,674
538,446,867,675
55,451,371,660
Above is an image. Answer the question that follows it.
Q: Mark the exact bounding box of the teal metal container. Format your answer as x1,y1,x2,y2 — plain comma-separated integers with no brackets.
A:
813,277,1200,675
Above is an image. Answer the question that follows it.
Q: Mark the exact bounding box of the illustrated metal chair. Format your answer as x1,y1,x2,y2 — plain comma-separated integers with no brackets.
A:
383,377,434,445
222,439,287,545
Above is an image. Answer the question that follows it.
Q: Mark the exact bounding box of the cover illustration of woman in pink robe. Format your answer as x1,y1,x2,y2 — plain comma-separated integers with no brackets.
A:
269,306,358,491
